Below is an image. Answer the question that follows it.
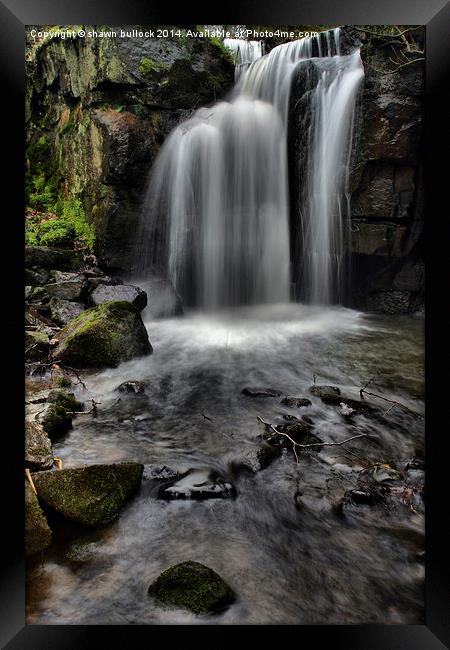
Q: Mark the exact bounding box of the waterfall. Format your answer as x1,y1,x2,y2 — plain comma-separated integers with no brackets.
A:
222,38,264,81
136,28,364,310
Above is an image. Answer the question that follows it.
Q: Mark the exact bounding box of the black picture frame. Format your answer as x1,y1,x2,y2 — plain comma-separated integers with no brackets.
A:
2,0,449,647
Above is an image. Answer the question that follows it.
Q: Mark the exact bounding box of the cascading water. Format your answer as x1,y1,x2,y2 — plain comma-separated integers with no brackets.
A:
136,28,364,309
222,38,264,81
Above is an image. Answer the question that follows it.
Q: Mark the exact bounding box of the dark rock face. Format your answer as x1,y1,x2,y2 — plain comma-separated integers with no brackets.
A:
50,300,152,368
91,284,147,311
45,271,87,302
148,560,236,615
25,246,84,272
26,30,234,273
288,26,424,314
32,462,144,527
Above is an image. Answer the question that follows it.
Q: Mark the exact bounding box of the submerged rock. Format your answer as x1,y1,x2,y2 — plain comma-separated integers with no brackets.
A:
148,561,236,615
32,462,144,527
50,300,152,368
242,387,282,398
271,420,322,448
309,385,342,404
232,445,281,474
48,297,84,326
159,468,236,500
25,421,53,472
281,396,312,408
143,465,179,481
115,380,148,394
91,284,148,312
25,481,52,557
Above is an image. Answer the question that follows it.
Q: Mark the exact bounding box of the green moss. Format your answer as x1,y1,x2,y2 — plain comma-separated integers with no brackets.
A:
41,404,73,440
32,463,144,527
149,561,236,615
25,481,52,557
139,57,169,78
46,389,83,412
55,375,73,388
25,197,95,252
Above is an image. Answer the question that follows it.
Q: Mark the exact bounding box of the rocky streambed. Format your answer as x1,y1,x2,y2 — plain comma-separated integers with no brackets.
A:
25,279,425,624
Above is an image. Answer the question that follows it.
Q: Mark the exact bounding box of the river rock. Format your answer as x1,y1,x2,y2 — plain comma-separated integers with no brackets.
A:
242,387,282,398
281,396,312,408
25,481,52,557
38,402,73,440
91,284,148,311
269,420,322,449
25,267,51,286
48,297,84,325
45,271,87,302
143,276,184,317
25,421,53,471
32,462,144,527
25,330,50,362
148,561,236,615
309,385,342,404
25,285,49,305
143,465,179,481
115,380,148,394
50,300,152,368
25,246,83,271
232,445,281,474
159,468,236,500
46,388,84,412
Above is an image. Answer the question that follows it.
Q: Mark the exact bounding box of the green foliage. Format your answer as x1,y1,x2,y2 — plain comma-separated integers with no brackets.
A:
25,197,95,252
26,135,59,211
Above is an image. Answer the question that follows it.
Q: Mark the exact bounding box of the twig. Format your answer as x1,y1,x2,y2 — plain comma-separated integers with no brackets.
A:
25,468,37,494
201,412,213,422
257,416,371,465
68,399,100,415
351,26,422,38
375,58,425,74
360,388,423,417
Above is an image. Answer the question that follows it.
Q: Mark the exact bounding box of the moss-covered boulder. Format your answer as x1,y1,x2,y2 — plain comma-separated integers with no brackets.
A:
25,421,54,471
40,403,73,440
51,300,152,368
25,481,52,557
148,561,236,615
32,462,144,527
46,389,84,412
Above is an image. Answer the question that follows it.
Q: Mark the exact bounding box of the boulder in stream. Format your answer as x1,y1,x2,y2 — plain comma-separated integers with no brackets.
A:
32,462,144,527
25,421,53,472
25,481,52,557
242,387,282,398
50,300,152,368
281,396,312,408
91,284,148,311
148,560,236,615
309,385,342,404
115,380,148,394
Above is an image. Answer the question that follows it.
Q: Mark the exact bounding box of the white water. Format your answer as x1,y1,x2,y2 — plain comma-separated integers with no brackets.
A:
137,28,364,309
222,38,264,81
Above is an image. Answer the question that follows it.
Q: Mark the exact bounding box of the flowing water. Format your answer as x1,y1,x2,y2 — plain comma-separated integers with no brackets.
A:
26,305,425,625
137,29,363,309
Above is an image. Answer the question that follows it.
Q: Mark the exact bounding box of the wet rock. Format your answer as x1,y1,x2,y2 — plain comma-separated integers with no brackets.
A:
32,462,144,527
143,276,184,317
91,284,147,311
50,300,152,368
405,457,425,472
25,267,51,286
25,246,83,272
25,285,50,305
148,560,236,615
281,396,312,408
242,387,282,398
66,536,101,563
48,297,84,326
337,398,378,419
25,330,50,362
309,385,342,404
45,271,87,302
46,389,84,412
143,465,179,481
39,403,73,440
271,420,322,448
25,481,52,557
25,421,53,472
115,380,148,394
233,445,281,473
159,468,236,500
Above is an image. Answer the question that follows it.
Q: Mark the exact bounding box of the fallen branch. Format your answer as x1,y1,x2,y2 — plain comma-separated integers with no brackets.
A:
25,468,37,494
359,386,423,418
257,416,370,464
201,412,213,422
68,399,100,416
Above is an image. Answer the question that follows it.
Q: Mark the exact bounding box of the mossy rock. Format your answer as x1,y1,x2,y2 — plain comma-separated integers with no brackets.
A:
51,300,152,368
32,462,144,527
25,481,52,557
25,246,84,271
148,561,236,615
25,420,54,471
40,403,73,440
309,385,342,405
25,330,50,362
46,389,84,412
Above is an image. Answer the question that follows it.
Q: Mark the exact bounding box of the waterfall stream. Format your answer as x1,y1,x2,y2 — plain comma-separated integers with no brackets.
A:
137,28,364,309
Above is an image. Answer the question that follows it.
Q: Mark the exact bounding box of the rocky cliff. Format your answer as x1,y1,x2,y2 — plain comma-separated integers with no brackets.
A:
25,26,234,272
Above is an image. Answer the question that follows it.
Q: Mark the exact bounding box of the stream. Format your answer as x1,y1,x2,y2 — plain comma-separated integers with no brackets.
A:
26,304,425,625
